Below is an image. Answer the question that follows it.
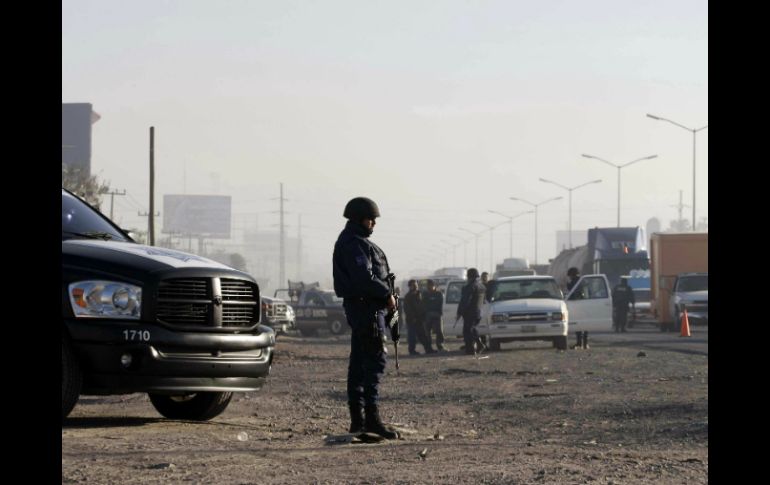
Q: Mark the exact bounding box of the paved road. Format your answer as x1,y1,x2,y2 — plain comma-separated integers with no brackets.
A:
581,323,708,356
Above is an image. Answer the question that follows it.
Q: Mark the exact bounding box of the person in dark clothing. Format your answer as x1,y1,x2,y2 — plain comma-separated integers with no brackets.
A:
611,277,635,333
403,280,435,355
332,196,399,439
456,267,486,355
423,279,446,351
566,267,580,292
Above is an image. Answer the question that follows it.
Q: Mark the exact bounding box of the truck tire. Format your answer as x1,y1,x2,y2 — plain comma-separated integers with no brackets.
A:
148,392,233,421
329,319,347,335
554,336,568,351
62,337,82,420
489,338,501,351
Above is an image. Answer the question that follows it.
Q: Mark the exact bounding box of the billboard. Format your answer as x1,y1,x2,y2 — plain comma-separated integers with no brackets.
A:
162,194,231,238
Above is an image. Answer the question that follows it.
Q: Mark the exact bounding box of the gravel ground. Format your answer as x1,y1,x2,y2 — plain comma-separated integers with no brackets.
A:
62,328,708,484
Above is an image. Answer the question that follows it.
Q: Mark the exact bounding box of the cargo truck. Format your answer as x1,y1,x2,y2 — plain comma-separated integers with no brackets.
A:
649,232,708,331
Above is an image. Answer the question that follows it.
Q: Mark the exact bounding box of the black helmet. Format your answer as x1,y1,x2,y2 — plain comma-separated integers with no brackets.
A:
343,197,380,220
467,267,479,279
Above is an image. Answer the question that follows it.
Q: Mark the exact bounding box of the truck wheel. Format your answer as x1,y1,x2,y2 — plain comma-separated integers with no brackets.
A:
62,337,82,420
554,336,568,351
148,392,233,421
489,339,501,351
329,319,346,335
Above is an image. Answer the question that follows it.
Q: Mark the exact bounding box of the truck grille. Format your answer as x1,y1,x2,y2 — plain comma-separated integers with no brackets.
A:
158,278,208,299
222,279,256,301
156,302,209,325
500,312,550,323
265,303,288,318
156,277,259,329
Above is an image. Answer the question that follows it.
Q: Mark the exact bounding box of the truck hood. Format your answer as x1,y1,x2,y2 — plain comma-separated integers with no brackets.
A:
62,239,240,282
488,298,564,313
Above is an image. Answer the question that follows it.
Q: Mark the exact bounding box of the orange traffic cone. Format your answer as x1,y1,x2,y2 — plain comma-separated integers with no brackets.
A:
680,309,691,337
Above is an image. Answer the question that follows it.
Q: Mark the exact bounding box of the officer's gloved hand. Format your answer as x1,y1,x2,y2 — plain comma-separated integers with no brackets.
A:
390,320,400,343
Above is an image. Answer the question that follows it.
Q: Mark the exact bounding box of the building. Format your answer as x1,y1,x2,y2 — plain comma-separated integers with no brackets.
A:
62,103,100,176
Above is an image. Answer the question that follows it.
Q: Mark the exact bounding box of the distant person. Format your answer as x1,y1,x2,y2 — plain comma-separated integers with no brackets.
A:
422,279,446,352
611,277,635,333
566,267,580,292
403,280,435,355
456,268,486,355
481,272,494,302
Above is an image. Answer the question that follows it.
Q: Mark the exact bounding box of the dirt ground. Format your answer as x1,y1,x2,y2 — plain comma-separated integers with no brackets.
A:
62,327,708,484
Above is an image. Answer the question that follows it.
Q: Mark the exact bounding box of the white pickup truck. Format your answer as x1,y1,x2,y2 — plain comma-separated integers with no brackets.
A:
442,274,613,350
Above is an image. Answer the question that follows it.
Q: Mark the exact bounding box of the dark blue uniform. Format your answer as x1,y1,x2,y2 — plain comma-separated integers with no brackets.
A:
333,220,392,408
457,279,486,353
611,282,635,332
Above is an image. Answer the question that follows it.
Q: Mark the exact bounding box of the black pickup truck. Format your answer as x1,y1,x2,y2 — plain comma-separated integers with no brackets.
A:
274,287,347,336
62,189,275,421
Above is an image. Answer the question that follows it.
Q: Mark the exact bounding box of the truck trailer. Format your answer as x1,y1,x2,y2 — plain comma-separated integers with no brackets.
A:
649,232,708,330
549,227,650,289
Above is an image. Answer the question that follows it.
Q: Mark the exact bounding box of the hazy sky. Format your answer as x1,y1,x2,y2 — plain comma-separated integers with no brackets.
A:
62,0,708,283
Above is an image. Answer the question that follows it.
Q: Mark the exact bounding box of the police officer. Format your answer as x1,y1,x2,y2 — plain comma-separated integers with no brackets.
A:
403,279,435,355
611,276,635,333
333,197,399,439
423,279,445,352
456,267,486,355
566,267,580,292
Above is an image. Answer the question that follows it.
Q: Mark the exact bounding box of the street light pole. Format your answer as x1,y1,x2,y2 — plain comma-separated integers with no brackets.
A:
646,114,708,230
449,234,469,266
538,178,602,249
459,227,483,268
508,196,563,265
488,209,534,258
581,153,658,227
471,221,496,273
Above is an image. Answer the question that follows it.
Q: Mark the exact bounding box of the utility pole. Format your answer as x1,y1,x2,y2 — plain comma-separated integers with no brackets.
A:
106,189,127,220
297,213,303,279
271,183,289,288
671,190,691,230
149,127,156,245
138,210,160,245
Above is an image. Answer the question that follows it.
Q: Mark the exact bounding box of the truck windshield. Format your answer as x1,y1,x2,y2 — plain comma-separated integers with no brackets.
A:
676,275,708,292
62,190,131,242
491,279,562,301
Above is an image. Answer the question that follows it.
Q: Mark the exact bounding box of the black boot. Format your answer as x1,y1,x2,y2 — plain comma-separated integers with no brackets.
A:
582,331,590,350
575,331,584,349
364,404,399,439
348,403,364,434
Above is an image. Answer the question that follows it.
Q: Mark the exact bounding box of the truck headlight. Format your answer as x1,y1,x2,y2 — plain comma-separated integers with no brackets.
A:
69,281,142,320
491,313,506,323
551,311,566,321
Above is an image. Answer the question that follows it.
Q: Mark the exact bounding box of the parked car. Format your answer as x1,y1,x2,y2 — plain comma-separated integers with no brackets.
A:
669,272,708,330
443,274,614,350
482,276,569,350
62,188,275,421
261,295,295,335
274,287,347,336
